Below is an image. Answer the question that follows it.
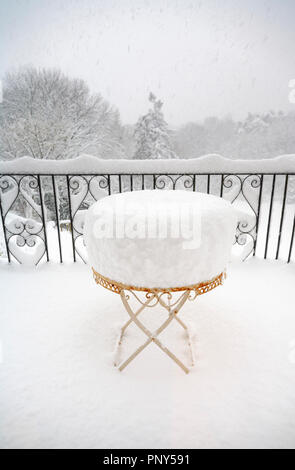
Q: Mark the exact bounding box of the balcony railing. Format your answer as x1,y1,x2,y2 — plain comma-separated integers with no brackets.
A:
0,154,294,265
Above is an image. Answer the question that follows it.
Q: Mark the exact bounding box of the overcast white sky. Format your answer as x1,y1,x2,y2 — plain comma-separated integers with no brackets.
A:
1,0,295,126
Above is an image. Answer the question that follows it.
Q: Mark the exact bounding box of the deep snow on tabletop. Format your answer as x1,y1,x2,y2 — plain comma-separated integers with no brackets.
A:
0,259,295,448
84,190,238,288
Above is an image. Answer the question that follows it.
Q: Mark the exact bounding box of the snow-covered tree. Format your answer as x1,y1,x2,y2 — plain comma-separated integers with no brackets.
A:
173,111,295,161
0,66,125,160
133,93,177,159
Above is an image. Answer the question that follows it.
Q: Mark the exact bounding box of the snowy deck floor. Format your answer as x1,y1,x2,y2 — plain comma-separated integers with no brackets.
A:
0,259,295,449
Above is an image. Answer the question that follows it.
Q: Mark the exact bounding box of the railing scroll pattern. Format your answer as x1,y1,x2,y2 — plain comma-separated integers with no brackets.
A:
0,172,294,265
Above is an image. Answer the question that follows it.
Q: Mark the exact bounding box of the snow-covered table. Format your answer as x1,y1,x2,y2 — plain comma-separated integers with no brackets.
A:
85,190,237,374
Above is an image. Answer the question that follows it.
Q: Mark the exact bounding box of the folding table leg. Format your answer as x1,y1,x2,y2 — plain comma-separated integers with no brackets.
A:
158,293,195,366
113,294,155,366
115,289,193,374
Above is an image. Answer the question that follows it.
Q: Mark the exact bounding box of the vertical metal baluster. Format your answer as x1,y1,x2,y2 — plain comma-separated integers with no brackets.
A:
264,174,276,259
0,192,10,263
52,175,63,263
153,175,156,189
141,175,145,190
37,175,49,262
130,175,133,191
118,174,122,193
207,175,211,194
287,215,295,263
66,175,76,262
220,175,224,197
275,175,289,260
193,175,196,192
173,178,176,190
253,174,264,257
107,175,111,195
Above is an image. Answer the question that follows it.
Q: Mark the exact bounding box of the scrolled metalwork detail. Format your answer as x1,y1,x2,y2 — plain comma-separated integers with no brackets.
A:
222,173,262,260
0,174,47,264
154,175,174,190
67,174,110,263
92,267,225,297
154,174,194,190
1,170,293,266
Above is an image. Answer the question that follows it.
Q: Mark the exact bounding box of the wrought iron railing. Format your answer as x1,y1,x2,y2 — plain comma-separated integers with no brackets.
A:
0,155,294,265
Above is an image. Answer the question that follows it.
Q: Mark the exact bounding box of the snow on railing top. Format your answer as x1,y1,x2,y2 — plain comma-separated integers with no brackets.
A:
0,154,295,174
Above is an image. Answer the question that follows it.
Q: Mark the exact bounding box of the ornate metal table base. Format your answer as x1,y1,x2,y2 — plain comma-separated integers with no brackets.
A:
92,269,225,374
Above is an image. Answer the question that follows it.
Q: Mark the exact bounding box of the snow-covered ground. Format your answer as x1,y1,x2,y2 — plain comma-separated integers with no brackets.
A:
0,258,295,449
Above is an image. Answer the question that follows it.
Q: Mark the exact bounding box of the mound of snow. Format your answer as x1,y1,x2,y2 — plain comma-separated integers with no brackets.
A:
84,190,238,288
